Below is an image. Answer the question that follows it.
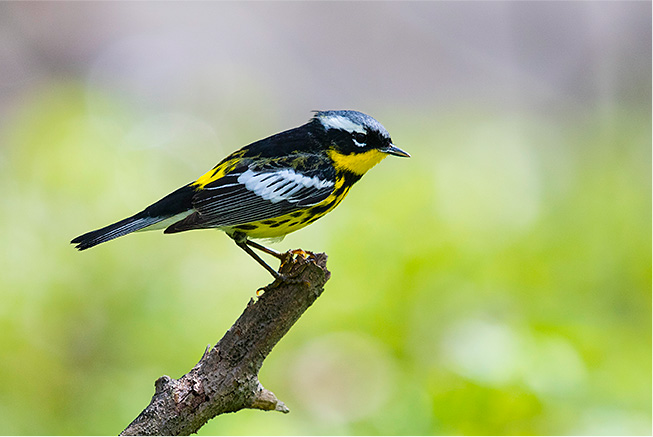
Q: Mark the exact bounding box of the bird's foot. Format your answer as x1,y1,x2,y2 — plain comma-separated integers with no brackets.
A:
280,248,316,266
257,249,314,294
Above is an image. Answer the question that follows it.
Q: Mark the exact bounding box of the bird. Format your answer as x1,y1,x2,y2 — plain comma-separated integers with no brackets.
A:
71,110,410,280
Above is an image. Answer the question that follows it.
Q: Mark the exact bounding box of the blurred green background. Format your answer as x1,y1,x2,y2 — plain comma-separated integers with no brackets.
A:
0,2,650,435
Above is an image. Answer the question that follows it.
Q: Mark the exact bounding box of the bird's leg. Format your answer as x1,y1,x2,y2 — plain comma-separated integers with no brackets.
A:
247,240,311,261
231,232,306,288
245,239,285,260
235,239,282,280
231,231,284,280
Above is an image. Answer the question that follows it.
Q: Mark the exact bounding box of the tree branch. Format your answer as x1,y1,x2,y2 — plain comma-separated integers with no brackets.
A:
120,251,330,436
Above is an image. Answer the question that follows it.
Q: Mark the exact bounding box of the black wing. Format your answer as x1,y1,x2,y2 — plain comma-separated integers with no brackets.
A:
165,155,336,233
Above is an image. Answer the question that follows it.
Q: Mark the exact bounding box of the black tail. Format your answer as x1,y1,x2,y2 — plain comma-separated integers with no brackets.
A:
71,184,196,251
71,214,168,250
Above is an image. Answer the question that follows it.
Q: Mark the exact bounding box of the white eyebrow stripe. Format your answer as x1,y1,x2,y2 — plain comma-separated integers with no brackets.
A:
237,168,334,204
319,114,366,134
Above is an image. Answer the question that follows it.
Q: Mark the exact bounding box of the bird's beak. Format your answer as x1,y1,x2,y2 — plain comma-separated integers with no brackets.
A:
382,144,411,158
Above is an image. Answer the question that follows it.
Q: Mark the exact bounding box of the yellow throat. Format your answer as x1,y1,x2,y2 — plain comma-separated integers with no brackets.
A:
328,149,387,175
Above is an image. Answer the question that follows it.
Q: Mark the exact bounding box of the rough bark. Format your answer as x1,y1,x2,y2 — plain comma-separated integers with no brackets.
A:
120,251,330,436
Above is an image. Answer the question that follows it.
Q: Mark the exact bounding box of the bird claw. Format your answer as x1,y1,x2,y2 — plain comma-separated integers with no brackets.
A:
257,249,315,294
289,248,310,259
280,249,315,266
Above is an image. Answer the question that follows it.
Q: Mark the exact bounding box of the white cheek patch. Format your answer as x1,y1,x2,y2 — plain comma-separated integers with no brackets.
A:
238,169,334,204
319,114,366,134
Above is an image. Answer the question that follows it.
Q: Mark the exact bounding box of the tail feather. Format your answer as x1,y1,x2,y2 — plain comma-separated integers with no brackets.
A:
71,214,165,251
71,184,197,251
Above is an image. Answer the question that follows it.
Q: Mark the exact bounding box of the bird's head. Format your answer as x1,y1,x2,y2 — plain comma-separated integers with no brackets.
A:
312,110,410,175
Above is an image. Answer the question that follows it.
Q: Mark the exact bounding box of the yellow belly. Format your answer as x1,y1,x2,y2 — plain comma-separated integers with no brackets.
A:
225,211,315,239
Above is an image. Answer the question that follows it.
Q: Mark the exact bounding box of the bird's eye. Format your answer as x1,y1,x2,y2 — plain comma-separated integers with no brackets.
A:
353,132,367,147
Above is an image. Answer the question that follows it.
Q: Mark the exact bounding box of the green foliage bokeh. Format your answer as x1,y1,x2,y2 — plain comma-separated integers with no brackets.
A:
0,1,651,434
0,82,649,435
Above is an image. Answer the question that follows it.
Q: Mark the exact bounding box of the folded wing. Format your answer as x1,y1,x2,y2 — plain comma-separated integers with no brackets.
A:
165,158,336,233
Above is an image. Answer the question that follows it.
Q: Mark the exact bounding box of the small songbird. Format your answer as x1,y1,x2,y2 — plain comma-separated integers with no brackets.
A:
71,110,410,279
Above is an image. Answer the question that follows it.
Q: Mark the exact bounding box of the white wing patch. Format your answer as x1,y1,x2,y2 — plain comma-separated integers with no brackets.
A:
237,168,334,204
318,114,366,134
